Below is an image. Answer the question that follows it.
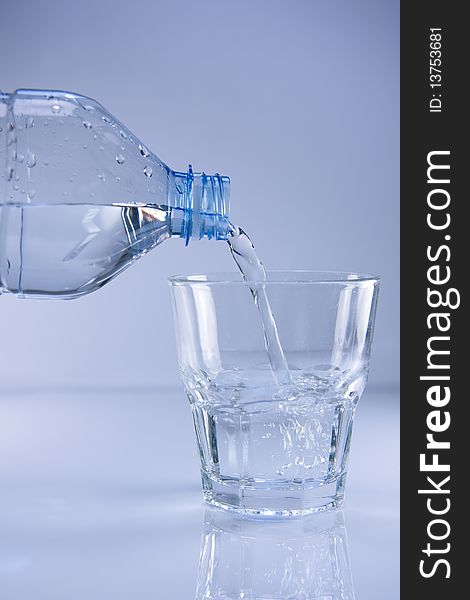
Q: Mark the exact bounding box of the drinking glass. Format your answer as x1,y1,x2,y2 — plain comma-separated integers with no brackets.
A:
169,271,379,516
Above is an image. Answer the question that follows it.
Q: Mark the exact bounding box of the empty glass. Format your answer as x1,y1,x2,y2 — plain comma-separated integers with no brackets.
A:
169,271,379,516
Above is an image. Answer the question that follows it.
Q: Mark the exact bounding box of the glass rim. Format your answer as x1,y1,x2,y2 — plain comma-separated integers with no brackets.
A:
168,270,380,286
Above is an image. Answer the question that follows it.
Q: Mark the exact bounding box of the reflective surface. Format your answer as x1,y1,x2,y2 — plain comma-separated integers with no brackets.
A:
0,387,398,598
198,508,354,599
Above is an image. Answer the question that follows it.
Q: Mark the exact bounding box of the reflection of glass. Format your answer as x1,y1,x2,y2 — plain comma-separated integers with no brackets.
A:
196,508,355,599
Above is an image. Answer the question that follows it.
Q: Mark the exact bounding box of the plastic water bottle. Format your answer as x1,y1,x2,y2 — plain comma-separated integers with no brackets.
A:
0,89,230,299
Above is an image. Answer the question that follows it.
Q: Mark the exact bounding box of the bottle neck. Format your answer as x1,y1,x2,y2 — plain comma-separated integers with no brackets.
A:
169,166,230,244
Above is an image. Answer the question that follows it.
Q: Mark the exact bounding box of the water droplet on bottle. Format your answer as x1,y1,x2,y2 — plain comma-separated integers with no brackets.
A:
26,152,37,168
102,115,111,123
51,104,61,114
116,153,125,164
64,136,70,142
43,161,49,167
93,134,98,140
26,117,35,128
144,165,153,177
43,120,49,127
69,177,74,183
139,144,149,157
62,191,68,197
83,145,88,150
7,167,14,181
116,176,121,182
99,146,104,151
16,153,24,163
119,130,127,140
8,122,14,131
98,173,105,182
83,121,92,129
27,189,36,200
13,184,20,191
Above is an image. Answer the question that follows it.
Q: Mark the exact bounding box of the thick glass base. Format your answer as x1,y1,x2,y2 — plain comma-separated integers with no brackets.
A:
201,471,346,517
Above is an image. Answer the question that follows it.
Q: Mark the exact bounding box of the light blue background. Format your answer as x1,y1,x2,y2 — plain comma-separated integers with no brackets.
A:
0,0,399,391
1,2,399,597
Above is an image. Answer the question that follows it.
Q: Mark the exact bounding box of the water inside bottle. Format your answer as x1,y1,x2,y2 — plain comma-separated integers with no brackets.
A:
0,202,176,298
